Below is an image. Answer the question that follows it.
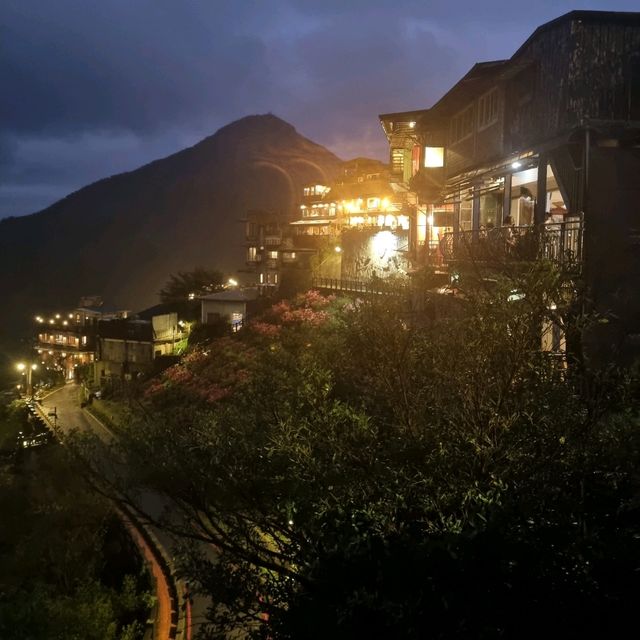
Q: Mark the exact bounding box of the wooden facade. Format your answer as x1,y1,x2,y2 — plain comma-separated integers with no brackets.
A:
379,10,640,361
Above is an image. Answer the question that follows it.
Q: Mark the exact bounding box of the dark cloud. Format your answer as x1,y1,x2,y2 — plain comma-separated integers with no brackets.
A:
2,0,639,216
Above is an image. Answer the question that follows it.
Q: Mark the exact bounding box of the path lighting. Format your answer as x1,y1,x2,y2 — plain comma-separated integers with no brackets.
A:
16,362,37,398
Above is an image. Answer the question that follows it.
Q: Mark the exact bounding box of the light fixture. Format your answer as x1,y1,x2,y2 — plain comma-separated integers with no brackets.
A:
511,161,522,169
334,246,342,253
227,278,238,287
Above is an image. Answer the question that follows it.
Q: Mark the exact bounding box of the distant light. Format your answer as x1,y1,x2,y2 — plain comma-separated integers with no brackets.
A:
63,320,68,326
288,519,294,526
227,278,238,287
49,319,54,324
334,246,342,253
16,363,25,372
188,292,195,300
427,214,434,226
55,314,60,319
409,121,416,128
511,161,522,169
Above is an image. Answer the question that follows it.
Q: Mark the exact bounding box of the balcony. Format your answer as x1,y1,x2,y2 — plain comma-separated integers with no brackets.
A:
440,220,583,271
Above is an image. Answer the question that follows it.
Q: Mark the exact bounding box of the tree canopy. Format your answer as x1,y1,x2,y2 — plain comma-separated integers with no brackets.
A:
158,267,224,304
96,269,640,639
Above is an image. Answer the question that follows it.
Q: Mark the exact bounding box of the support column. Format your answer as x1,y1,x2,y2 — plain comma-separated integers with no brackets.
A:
472,184,481,237
501,174,512,226
535,154,548,226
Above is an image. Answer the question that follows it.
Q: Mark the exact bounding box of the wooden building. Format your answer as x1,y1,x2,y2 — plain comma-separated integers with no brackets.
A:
380,10,640,360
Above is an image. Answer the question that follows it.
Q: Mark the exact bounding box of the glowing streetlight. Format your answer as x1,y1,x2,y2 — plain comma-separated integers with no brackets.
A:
334,246,342,253
16,362,37,397
227,278,238,287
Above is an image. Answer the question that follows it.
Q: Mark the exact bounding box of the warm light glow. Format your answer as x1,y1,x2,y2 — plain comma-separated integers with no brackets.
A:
372,231,396,257
49,319,54,324
334,246,342,253
55,314,60,319
511,161,522,169
427,214,434,226
424,147,444,168
188,292,195,300
63,320,68,326
16,363,25,372
409,121,416,128
227,278,238,287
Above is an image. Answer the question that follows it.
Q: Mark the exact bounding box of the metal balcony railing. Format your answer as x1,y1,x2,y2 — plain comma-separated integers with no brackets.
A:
311,277,392,295
440,219,583,270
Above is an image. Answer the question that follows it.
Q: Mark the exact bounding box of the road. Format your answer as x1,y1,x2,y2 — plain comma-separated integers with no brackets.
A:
40,383,112,441
39,383,183,639
40,383,215,639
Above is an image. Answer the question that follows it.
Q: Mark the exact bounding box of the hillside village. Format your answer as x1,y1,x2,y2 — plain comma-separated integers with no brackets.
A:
3,10,640,640
27,10,640,390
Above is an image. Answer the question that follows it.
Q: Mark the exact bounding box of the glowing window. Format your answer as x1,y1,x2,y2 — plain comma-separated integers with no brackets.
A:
424,147,444,168
268,251,278,259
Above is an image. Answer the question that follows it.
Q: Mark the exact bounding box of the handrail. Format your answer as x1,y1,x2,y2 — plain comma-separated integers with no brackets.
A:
440,219,583,269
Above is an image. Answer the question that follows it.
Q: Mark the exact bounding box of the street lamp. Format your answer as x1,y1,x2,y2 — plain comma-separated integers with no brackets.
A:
16,362,37,398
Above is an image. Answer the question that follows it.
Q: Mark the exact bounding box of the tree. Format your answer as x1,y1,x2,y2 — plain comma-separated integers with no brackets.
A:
0,443,151,640
159,267,225,304
92,272,640,639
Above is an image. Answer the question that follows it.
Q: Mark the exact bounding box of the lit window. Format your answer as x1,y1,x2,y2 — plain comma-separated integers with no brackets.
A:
391,148,404,174
424,147,444,168
259,273,264,284
82,336,87,345
247,246,257,261
367,197,380,210
268,250,278,259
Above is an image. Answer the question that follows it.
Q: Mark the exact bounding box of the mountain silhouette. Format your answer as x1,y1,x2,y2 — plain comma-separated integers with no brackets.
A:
0,114,341,338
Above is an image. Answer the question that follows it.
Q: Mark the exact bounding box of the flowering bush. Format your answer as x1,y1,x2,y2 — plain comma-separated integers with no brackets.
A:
144,337,255,406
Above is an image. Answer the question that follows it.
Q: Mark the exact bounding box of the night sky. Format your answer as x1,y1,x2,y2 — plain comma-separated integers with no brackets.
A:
2,0,639,219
